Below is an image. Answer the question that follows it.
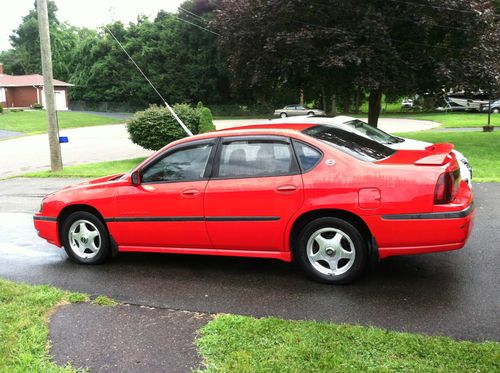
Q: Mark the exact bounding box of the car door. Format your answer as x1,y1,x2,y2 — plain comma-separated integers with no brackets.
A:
110,140,216,248
204,136,304,252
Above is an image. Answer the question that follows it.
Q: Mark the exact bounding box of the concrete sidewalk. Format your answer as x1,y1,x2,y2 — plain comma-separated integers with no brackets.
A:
50,303,211,373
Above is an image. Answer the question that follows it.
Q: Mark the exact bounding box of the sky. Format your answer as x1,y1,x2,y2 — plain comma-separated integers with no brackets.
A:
0,0,185,51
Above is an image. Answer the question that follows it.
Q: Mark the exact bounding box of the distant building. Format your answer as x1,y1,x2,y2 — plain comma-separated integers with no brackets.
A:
0,63,73,110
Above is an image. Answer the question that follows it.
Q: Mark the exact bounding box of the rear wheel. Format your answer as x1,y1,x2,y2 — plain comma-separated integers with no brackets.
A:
280,112,287,118
61,211,110,264
297,217,367,284
307,111,315,116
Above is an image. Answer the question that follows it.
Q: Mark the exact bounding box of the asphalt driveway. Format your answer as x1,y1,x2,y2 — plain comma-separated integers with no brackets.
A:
0,177,498,342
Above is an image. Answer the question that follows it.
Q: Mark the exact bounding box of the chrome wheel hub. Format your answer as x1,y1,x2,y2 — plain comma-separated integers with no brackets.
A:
68,219,101,259
306,227,355,276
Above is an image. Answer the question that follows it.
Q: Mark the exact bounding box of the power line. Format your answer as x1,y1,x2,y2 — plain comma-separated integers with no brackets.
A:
178,6,207,22
170,13,220,36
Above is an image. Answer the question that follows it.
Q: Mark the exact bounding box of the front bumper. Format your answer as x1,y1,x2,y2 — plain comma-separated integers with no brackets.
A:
33,215,61,247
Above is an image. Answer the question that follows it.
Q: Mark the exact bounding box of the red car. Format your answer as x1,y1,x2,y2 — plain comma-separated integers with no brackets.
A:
34,124,474,284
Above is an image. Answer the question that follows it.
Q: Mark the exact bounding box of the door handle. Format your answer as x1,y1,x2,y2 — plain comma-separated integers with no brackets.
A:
276,185,298,192
181,189,200,197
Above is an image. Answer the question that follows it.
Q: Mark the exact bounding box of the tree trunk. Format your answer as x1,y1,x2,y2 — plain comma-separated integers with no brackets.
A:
299,88,304,106
368,89,382,128
331,94,337,116
343,94,350,113
322,87,327,111
354,88,360,114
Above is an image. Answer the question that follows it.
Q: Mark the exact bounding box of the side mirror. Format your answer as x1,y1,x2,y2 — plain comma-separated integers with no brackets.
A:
131,171,140,186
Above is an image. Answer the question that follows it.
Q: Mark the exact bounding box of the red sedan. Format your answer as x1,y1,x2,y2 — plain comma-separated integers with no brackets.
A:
34,124,474,284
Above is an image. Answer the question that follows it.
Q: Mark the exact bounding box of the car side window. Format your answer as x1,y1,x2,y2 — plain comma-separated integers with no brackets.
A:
141,144,213,183
217,140,296,178
292,140,322,172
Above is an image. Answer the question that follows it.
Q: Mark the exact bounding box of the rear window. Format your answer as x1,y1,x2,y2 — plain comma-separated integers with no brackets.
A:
302,125,395,161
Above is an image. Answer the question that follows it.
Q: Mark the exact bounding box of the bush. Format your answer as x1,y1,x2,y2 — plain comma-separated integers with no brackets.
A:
198,106,215,133
127,104,203,151
0,104,3,114
31,103,43,110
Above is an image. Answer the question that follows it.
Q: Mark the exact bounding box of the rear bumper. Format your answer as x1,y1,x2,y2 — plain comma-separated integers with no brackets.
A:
366,203,475,259
33,216,61,247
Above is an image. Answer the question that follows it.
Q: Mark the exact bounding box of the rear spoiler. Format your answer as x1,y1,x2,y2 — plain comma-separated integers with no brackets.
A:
414,143,455,166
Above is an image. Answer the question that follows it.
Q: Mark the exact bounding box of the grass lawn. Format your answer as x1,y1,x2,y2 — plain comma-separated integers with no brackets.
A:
0,110,123,134
197,315,499,372
378,112,500,128
24,157,146,178
395,131,500,182
2,278,498,373
0,278,89,372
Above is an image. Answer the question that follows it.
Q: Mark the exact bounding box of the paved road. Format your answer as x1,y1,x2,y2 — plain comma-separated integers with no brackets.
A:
0,125,152,179
1,117,441,178
0,177,498,342
0,129,23,140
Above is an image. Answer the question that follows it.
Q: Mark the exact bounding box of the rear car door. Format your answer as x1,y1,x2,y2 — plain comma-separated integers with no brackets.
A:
204,136,304,251
110,140,216,248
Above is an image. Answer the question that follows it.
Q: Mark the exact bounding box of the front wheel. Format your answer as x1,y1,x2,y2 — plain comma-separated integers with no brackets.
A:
280,112,287,118
296,217,367,284
307,111,315,116
492,108,499,114
61,211,110,264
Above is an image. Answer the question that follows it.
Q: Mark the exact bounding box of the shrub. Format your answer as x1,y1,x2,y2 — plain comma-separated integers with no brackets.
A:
31,103,43,110
0,104,3,114
198,106,215,133
127,104,200,151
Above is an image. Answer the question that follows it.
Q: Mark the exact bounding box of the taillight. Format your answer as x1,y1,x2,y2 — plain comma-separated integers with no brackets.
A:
434,168,461,204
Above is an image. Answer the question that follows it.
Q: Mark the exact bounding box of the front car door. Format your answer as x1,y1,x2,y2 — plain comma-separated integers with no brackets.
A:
109,140,216,249
204,136,304,252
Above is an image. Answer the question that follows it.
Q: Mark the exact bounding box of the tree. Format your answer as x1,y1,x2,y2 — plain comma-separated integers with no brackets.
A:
1,0,81,81
213,0,499,126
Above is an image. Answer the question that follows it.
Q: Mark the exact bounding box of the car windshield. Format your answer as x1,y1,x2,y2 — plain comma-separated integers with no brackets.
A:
303,125,396,162
342,119,403,144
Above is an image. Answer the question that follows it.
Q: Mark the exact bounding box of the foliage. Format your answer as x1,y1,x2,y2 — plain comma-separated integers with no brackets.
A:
127,104,202,150
212,0,500,126
31,103,43,110
24,157,146,178
0,111,122,134
198,105,216,133
196,314,499,373
0,104,3,114
0,1,81,81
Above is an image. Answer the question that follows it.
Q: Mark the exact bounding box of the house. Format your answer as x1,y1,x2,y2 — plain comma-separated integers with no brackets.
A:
0,63,73,110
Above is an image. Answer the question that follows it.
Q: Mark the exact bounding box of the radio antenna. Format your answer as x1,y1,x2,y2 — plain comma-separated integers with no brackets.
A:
103,25,193,136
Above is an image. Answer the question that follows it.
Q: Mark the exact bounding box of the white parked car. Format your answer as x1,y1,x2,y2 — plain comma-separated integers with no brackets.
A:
269,115,473,186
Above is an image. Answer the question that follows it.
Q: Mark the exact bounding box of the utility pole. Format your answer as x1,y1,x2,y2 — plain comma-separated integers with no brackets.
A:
37,0,62,171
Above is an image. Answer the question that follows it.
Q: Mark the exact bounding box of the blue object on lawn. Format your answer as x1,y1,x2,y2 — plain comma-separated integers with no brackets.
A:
59,136,68,143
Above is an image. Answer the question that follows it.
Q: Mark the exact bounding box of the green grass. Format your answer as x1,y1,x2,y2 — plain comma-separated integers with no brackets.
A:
377,112,499,128
0,278,89,372
0,110,123,134
91,295,118,307
196,315,499,373
24,157,146,178
395,131,500,182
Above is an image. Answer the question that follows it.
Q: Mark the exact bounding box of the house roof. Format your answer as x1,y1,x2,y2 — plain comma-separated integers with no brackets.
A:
0,73,73,87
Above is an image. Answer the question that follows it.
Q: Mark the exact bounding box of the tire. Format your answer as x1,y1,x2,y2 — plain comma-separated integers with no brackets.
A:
307,111,315,116
280,112,287,118
296,217,367,284
492,108,499,114
61,211,110,264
